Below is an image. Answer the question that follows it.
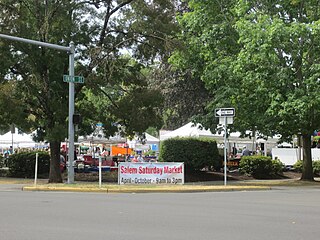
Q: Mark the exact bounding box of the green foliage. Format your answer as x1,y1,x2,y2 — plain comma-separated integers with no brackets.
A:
149,64,211,130
73,171,118,182
172,0,320,180
0,157,5,168
313,160,320,175
7,151,50,178
294,160,320,174
0,0,179,182
145,127,159,138
144,150,156,156
239,156,283,179
77,56,164,137
272,159,285,175
293,160,303,172
158,137,220,172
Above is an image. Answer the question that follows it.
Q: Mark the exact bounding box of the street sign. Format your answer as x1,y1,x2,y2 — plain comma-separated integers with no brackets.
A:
63,75,84,83
215,108,235,117
219,117,233,125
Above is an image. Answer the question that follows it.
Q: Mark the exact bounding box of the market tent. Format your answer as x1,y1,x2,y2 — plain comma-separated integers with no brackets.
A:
0,128,38,149
127,133,160,151
78,133,126,145
111,145,133,156
145,133,160,144
159,122,279,153
159,122,215,141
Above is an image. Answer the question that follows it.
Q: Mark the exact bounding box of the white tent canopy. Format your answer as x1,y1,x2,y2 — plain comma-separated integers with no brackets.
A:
160,122,215,140
159,122,280,152
0,128,38,149
144,133,160,144
127,133,160,151
78,132,126,145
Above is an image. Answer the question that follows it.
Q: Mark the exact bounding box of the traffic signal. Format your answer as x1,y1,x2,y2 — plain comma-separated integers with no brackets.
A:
73,114,82,125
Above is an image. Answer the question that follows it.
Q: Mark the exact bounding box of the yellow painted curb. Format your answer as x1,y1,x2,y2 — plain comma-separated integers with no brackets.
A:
23,185,271,193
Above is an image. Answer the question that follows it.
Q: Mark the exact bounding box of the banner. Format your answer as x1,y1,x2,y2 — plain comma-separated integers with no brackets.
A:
118,162,184,185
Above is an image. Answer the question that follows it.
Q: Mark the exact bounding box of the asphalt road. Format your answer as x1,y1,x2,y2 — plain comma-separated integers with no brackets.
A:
0,186,319,240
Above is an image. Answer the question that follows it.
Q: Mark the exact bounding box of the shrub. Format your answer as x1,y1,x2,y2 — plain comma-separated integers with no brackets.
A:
0,168,9,177
0,157,5,168
272,159,285,174
73,171,118,182
313,160,320,175
239,156,283,179
294,160,320,174
293,160,303,172
7,151,50,178
158,137,221,172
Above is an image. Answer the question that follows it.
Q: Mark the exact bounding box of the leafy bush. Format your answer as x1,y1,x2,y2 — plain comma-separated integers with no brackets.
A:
158,137,221,172
294,160,320,174
313,160,320,175
239,156,283,179
293,160,303,172
272,159,285,174
7,151,50,178
0,157,5,168
0,168,9,177
73,171,118,182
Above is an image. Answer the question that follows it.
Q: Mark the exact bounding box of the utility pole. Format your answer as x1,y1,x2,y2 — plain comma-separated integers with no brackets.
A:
0,33,75,183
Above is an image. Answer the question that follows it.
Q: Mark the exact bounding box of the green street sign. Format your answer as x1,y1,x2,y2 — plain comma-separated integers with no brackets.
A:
63,75,84,83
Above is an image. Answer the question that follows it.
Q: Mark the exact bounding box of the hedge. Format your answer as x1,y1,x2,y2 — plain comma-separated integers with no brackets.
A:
7,151,50,178
158,137,221,172
239,156,283,179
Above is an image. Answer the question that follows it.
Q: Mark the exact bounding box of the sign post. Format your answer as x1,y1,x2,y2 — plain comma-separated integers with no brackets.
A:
215,108,235,186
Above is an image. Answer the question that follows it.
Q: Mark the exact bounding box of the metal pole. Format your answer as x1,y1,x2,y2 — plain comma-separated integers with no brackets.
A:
34,153,39,186
224,117,227,186
0,34,75,184
67,42,75,184
0,34,70,51
99,156,102,188
11,132,14,154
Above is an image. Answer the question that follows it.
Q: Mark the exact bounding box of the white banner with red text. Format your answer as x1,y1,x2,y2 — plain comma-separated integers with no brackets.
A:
118,162,184,185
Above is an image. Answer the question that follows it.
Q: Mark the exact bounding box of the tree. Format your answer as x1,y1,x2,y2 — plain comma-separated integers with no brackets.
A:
75,0,179,137
149,63,211,130
0,0,179,182
77,56,164,138
0,0,80,183
172,0,320,181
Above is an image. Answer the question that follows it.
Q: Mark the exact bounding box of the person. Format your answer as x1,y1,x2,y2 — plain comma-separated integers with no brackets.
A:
242,146,250,156
256,146,261,155
60,154,65,164
137,154,144,162
60,154,66,172
316,140,320,148
132,155,139,163
4,152,9,167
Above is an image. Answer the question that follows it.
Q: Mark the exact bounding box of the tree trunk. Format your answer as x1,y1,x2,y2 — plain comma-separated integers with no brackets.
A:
48,140,63,183
300,134,314,181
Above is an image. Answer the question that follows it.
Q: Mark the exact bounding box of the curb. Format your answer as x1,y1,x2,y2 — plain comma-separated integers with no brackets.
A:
23,185,271,193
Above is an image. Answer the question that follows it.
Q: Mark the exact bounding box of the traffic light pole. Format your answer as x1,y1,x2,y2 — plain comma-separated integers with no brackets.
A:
0,33,75,183
68,42,75,184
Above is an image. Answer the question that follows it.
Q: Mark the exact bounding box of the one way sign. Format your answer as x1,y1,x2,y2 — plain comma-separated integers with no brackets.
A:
215,108,235,117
